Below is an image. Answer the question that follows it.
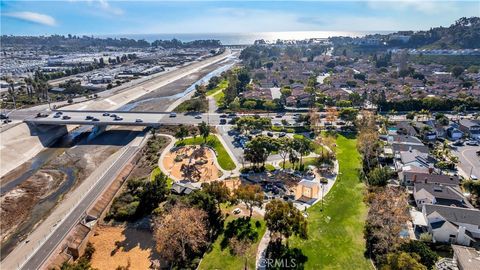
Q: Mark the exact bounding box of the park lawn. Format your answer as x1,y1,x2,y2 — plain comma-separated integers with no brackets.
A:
280,157,317,170
289,134,372,270
213,90,225,106
293,134,326,155
175,135,236,171
206,79,228,96
199,215,266,270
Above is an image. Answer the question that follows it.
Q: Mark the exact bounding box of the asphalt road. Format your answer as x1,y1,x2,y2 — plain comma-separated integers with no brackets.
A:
452,144,480,179
20,146,138,270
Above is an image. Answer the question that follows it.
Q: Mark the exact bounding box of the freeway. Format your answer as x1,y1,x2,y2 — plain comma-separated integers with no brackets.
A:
24,110,314,128
20,146,139,270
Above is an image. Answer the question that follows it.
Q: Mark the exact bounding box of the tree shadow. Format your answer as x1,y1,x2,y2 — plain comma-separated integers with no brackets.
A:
220,217,259,250
264,240,308,270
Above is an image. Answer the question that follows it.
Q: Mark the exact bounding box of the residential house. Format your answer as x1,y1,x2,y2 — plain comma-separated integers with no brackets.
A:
395,149,434,170
447,127,464,141
413,182,472,208
459,119,480,140
399,171,460,186
422,204,480,246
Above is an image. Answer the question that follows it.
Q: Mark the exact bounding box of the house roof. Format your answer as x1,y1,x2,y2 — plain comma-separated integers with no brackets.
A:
414,183,469,208
459,119,480,129
452,245,480,270
424,204,480,226
403,172,459,186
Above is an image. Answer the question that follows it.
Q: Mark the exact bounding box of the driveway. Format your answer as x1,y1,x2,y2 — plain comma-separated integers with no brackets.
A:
452,145,480,179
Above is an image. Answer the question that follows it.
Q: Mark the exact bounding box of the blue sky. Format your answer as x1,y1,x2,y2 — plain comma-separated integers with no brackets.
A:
1,1,479,35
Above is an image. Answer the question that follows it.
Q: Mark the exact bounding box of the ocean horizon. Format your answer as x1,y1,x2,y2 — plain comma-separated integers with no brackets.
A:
98,31,393,45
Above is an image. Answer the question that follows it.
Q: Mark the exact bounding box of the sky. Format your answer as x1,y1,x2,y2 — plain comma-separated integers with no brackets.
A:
1,0,479,36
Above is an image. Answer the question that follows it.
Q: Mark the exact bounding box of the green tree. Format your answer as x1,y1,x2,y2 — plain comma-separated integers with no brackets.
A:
175,125,189,141
139,172,169,215
201,181,231,207
234,184,264,219
264,200,307,245
383,252,427,270
451,65,464,78
367,166,392,186
198,121,210,143
399,241,438,269
292,136,313,168
339,107,359,123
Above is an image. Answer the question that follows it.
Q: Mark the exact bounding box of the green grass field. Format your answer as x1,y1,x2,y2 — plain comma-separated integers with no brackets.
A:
199,214,266,270
206,79,228,96
280,157,317,170
289,133,372,270
175,135,236,170
213,90,225,106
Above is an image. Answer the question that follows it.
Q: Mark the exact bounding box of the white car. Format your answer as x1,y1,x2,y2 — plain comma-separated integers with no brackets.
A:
471,175,478,180
232,208,241,215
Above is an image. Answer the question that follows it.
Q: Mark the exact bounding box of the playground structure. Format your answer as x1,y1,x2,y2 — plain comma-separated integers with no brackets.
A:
162,145,221,182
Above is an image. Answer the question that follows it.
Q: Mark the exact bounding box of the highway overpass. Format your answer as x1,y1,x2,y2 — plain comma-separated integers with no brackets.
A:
24,110,308,128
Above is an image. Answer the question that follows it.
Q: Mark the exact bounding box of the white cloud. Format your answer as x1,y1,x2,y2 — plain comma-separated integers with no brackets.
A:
4,11,56,26
97,0,124,15
366,0,461,14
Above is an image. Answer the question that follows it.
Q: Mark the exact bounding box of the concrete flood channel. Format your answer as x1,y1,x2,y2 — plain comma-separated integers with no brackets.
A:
0,58,237,259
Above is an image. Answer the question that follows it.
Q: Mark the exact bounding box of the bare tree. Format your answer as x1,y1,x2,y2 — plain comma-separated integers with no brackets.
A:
155,205,208,265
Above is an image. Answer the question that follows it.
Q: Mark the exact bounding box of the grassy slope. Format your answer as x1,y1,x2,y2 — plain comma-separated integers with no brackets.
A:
175,135,236,170
289,134,372,270
206,79,228,96
199,216,266,270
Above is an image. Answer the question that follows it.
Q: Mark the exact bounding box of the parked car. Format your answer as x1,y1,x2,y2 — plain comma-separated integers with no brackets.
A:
220,119,227,125
53,114,61,118
102,112,110,116
228,112,237,117
220,114,227,118
3,119,12,123
0,113,8,119
62,115,71,120
85,115,94,120
36,113,48,118
92,118,100,121
453,140,464,146
110,114,117,118
278,132,286,137
169,112,177,118
476,150,480,156
466,140,479,146
135,118,143,123
267,132,274,137
55,111,63,115
114,116,123,121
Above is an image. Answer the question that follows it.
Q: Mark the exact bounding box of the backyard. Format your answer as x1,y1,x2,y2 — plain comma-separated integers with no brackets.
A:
289,133,372,269
175,135,236,170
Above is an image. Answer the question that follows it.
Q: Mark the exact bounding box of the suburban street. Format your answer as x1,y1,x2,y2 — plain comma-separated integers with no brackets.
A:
452,145,480,180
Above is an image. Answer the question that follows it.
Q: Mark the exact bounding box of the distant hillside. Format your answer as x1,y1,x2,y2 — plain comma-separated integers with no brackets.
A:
388,17,480,49
0,35,222,51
